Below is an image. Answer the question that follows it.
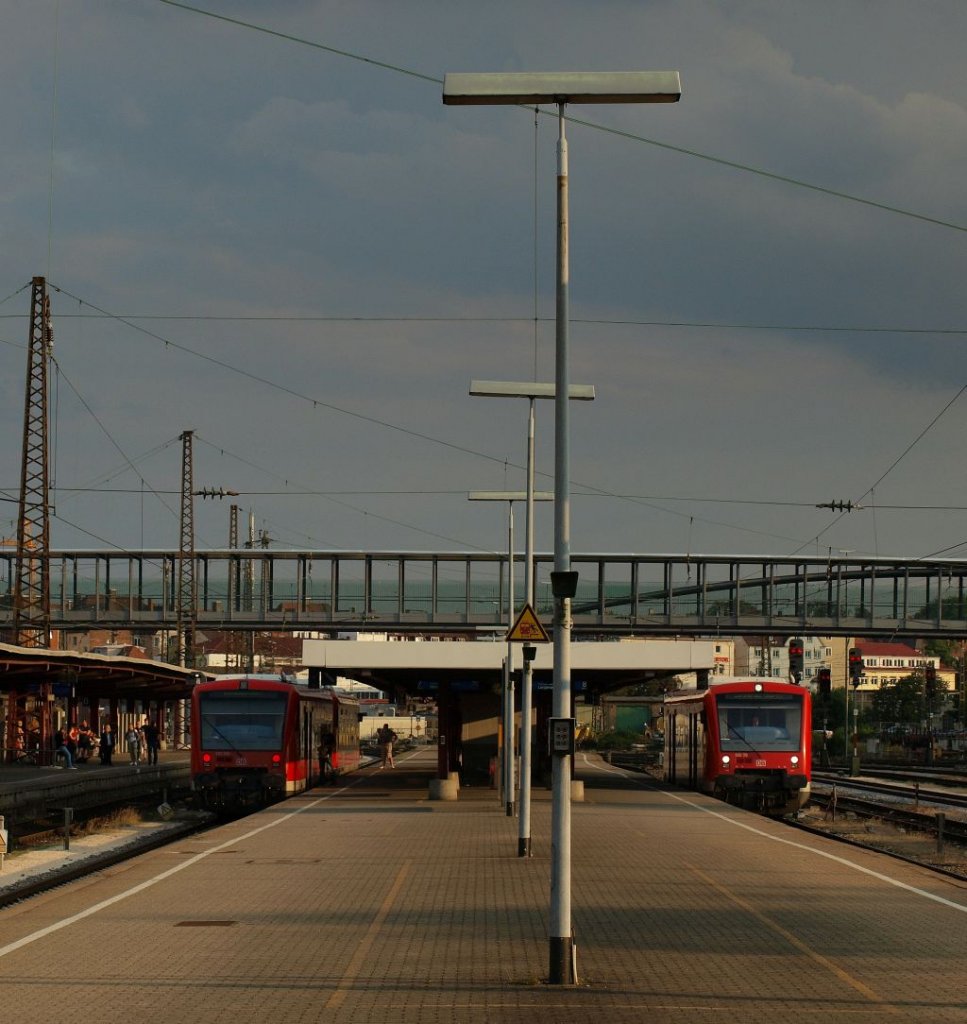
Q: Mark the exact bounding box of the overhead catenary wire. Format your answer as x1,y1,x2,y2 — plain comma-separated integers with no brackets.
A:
50,357,179,523
38,281,963,554
190,435,494,552
155,0,967,235
29,485,967,515
15,4,962,559
6,312,967,339
792,384,967,558
42,282,818,548
46,283,518,473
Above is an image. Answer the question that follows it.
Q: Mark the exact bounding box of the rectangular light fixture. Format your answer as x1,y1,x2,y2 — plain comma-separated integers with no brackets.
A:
469,491,555,502
443,71,682,106
469,380,595,400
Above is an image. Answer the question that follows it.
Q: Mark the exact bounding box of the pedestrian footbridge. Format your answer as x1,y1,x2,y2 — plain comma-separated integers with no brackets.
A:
6,550,967,638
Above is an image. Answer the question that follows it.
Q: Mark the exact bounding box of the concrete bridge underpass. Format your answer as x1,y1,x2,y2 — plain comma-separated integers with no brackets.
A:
302,636,711,786
5,550,967,639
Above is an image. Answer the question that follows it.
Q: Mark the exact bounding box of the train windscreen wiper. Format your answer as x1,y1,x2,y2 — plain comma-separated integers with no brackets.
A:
727,722,761,757
202,715,242,755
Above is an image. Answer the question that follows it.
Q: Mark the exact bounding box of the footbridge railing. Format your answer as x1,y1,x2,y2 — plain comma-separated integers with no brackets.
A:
2,550,966,638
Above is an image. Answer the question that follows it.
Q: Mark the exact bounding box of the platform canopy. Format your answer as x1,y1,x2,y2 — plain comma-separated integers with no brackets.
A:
0,642,205,702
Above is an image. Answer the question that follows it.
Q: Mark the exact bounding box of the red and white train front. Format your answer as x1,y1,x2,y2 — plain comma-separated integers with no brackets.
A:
191,676,320,810
664,680,811,815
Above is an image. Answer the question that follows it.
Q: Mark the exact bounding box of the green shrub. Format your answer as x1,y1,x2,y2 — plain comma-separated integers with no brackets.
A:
584,730,641,751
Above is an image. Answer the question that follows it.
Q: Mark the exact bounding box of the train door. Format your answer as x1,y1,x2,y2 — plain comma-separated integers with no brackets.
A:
302,706,315,788
688,711,699,788
664,710,677,783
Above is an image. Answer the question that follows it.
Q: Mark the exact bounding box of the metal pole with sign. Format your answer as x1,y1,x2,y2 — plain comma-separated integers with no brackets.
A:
446,67,681,987
469,382,592,849
471,490,553,816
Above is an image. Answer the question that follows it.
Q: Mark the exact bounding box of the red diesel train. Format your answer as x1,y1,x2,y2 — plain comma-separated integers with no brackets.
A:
190,674,360,811
663,679,811,815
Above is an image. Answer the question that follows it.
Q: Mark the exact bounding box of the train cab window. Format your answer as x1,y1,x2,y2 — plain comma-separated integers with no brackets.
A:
716,694,801,752
199,692,287,749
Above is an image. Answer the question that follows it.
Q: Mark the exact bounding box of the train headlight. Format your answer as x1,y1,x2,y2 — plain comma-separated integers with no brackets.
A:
202,753,212,765
790,755,799,766
754,683,763,692
721,755,731,766
271,753,282,765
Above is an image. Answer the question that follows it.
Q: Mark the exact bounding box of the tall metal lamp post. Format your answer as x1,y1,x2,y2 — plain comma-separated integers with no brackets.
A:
445,70,681,985
470,379,593,853
469,488,554,820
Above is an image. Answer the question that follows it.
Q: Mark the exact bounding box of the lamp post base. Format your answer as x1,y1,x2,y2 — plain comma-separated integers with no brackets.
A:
548,935,576,985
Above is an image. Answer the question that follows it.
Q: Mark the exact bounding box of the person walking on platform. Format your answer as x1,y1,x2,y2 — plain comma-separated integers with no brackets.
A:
99,723,115,765
141,719,160,765
125,725,142,766
54,727,78,769
376,723,397,769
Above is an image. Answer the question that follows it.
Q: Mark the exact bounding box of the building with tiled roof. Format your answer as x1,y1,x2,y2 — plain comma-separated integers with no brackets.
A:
853,641,955,695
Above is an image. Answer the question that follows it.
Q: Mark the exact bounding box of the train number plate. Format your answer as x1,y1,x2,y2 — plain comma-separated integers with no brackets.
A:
755,759,766,767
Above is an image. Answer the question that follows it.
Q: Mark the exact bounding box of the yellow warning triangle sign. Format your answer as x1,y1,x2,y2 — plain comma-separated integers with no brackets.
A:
506,603,551,643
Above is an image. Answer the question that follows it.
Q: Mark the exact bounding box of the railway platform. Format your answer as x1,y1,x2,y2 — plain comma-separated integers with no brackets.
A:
0,750,190,819
1,746,965,1023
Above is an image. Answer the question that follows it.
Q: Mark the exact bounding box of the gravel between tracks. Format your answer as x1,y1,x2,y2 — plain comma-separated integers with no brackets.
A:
798,801,967,876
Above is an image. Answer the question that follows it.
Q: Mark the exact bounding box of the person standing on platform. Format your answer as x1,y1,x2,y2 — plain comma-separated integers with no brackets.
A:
376,723,397,769
320,729,336,780
125,725,141,766
141,720,160,766
77,721,94,763
99,723,115,765
67,723,80,762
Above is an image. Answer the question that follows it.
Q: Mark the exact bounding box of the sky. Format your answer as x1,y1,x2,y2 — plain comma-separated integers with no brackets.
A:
3,0,967,565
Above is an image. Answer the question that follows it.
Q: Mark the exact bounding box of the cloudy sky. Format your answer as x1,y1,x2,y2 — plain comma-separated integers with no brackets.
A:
3,0,967,565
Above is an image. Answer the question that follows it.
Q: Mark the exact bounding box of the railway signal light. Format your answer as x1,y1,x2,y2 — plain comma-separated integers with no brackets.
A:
848,648,863,687
817,667,831,700
925,664,940,709
789,638,804,681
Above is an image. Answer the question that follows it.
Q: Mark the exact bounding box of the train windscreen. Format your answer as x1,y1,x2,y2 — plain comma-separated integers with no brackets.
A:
198,691,287,750
716,692,802,752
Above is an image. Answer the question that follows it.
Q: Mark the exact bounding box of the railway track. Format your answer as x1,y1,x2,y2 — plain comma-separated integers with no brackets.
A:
5,761,966,908
809,790,967,841
815,764,967,789
605,754,967,881
799,773,967,880
813,770,967,810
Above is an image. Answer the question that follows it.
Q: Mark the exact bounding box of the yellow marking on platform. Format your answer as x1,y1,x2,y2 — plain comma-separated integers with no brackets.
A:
325,860,412,1009
686,863,899,1014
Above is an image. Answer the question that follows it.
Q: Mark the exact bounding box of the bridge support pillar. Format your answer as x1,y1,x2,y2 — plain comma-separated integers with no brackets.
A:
429,777,458,800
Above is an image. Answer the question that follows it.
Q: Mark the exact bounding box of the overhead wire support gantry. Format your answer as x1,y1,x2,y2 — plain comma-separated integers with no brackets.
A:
14,277,53,649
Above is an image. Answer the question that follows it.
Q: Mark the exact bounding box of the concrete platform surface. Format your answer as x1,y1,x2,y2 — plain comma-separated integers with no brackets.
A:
0,747,965,1024
0,750,191,819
